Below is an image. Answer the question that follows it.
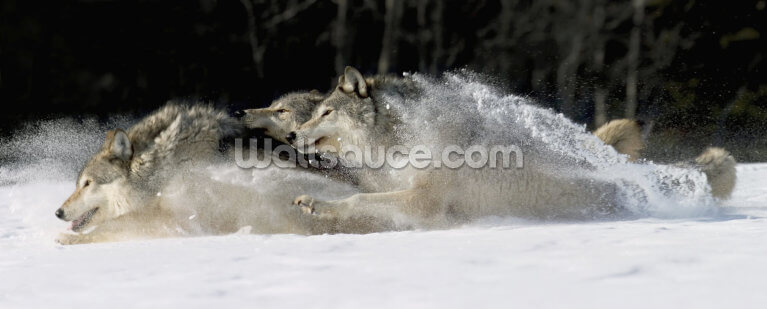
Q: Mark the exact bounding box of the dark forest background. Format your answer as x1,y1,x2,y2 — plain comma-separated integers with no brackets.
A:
1,0,765,161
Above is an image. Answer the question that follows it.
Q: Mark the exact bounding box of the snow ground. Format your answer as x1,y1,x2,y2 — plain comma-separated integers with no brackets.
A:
1,164,766,309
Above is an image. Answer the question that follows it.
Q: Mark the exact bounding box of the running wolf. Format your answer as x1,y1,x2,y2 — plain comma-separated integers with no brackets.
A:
54,103,242,244
286,67,738,227
288,67,630,225
54,164,376,245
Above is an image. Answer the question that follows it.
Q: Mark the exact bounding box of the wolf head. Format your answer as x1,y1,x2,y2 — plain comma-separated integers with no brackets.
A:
236,91,325,144
55,129,142,232
288,67,378,154
289,88,377,154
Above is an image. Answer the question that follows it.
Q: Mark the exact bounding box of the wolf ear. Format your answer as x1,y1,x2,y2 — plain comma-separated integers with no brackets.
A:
106,129,133,161
338,66,368,98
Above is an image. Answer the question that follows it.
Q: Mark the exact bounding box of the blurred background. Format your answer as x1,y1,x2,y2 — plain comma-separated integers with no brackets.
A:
0,0,765,161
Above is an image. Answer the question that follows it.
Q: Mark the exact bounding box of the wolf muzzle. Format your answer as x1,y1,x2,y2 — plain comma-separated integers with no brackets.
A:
286,131,297,144
55,208,65,220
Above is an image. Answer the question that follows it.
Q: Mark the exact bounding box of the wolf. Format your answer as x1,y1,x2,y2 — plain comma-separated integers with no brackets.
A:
235,90,326,144
286,67,637,226
286,67,418,154
286,67,737,226
54,163,381,245
53,103,242,244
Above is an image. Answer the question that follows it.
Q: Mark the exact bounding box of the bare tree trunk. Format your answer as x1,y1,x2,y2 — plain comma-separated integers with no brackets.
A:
429,0,443,75
592,4,608,127
240,0,264,78
715,86,745,145
625,0,645,119
333,0,348,76
557,35,582,116
497,0,514,77
531,65,546,92
594,88,607,127
416,0,429,72
378,0,403,74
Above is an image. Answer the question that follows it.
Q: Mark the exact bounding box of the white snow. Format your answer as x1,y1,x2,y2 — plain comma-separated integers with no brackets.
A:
1,164,766,309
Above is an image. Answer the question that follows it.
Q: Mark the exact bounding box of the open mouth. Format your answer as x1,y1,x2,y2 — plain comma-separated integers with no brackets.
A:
71,208,99,232
311,136,343,155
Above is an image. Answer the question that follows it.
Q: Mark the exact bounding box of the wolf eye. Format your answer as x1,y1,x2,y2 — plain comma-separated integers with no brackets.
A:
83,180,91,188
276,109,289,114
321,109,333,117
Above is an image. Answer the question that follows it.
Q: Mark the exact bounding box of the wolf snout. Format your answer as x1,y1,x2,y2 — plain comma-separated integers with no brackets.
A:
233,110,247,119
286,131,297,144
55,208,65,220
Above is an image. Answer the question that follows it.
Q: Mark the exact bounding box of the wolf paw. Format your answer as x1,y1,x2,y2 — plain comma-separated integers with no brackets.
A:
56,233,85,245
293,194,317,215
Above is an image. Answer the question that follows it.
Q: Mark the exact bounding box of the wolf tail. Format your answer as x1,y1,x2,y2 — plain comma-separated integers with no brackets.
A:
695,147,737,199
594,119,645,162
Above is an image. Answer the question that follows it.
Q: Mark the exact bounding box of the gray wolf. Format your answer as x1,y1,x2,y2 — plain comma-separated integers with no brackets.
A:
236,90,325,144
55,164,377,245
287,67,737,226
54,103,242,244
288,67,418,155
288,67,632,227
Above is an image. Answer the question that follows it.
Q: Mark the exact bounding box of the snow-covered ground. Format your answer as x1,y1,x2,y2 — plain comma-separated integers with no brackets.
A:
0,164,765,309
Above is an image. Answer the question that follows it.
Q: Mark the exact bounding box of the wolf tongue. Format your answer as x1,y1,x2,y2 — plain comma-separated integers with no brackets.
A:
71,215,86,229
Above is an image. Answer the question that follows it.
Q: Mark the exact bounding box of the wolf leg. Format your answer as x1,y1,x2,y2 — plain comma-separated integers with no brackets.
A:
55,230,117,245
293,187,445,226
